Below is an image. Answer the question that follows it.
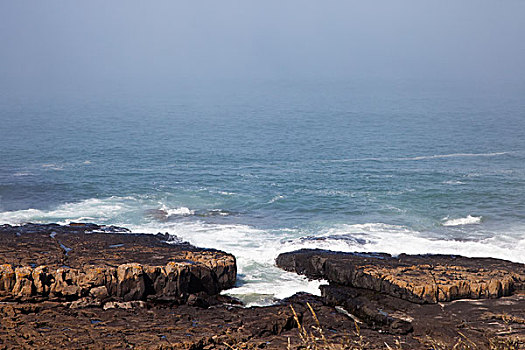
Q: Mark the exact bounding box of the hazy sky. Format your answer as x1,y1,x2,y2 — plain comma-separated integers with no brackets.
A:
1,1,525,94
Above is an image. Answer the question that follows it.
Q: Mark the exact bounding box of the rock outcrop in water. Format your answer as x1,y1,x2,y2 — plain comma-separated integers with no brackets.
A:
0,223,236,304
276,249,525,303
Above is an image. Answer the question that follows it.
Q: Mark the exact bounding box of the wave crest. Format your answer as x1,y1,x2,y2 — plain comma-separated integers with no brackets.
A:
442,215,482,226
327,151,508,163
0,196,138,225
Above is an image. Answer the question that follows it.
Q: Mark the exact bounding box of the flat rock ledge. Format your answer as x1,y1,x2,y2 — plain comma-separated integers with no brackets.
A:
0,223,236,305
276,249,525,304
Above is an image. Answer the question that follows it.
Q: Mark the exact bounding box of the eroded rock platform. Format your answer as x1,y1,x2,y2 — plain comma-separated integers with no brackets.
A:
277,249,525,303
0,223,236,304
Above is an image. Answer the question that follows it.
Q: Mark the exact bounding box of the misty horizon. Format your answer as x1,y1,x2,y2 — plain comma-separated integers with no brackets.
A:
1,0,525,97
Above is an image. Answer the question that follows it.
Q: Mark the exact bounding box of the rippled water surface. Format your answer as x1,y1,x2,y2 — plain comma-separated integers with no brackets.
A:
1,79,524,305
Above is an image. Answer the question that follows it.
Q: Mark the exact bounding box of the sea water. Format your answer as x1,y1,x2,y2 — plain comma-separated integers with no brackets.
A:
1,79,524,305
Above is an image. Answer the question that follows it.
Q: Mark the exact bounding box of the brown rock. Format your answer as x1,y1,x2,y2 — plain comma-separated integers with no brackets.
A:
0,291,524,348
0,224,236,304
68,297,101,309
88,285,108,301
102,300,146,310
0,264,15,292
320,284,413,334
49,267,82,299
13,266,34,299
116,263,147,301
276,249,525,303
31,265,50,295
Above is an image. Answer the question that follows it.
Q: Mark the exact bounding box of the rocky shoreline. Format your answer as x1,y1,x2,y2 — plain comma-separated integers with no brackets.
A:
0,223,236,305
277,249,525,347
1,224,524,349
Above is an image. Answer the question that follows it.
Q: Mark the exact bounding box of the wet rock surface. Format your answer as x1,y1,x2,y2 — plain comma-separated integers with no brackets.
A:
276,249,525,303
0,223,236,304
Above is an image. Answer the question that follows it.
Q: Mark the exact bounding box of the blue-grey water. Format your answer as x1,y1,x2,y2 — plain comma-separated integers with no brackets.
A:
1,79,524,305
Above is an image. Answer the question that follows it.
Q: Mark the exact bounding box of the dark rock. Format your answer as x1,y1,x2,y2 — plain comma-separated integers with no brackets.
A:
1,292,523,349
187,293,210,308
320,284,413,334
0,224,236,304
277,249,525,303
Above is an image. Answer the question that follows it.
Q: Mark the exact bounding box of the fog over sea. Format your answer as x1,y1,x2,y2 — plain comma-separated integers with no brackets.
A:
1,79,524,305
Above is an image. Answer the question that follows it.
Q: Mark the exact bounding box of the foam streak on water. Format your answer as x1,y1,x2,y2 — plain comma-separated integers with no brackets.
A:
442,215,482,226
325,151,510,163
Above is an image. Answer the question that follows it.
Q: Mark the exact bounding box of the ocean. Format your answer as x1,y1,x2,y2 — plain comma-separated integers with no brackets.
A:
1,78,524,305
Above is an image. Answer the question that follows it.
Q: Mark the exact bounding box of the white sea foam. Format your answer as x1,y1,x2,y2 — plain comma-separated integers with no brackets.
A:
159,205,194,216
279,223,525,264
13,172,33,177
0,197,138,225
218,191,236,196
327,151,508,163
399,152,507,161
126,220,323,306
442,215,482,226
208,209,230,216
41,163,64,170
268,195,285,204
443,180,465,185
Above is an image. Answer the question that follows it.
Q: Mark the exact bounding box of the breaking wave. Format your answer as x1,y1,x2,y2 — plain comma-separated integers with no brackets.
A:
0,197,139,226
160,205,195,216
442,215,482,226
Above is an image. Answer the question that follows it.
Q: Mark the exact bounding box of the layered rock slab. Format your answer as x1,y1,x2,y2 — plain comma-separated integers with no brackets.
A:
320,284,414,334
0,223,236,303
1,293,524,349
276,249,525,303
